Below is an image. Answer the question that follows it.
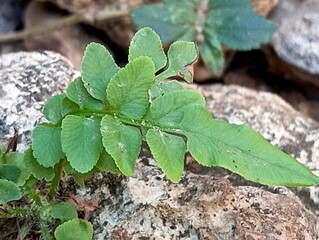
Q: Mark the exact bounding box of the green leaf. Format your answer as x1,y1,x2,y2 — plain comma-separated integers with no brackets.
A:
150,90,205,127
198,35,224,75
96,150,120,173
146,128,185,182
44,94,78,124
4,152,30,186
50,202,78,222
32,124,64,167
54,219,93,240
129,27,167,72
149,80,184,99
107,56,155,118
101,115,142,176
175,105,319,186
61,97,79,117
208,0,253,9
0,179,21,203
61,115,103,173
24,148,55,181
0,164,21,183
131,1,197,43
43,94,65,124
156,41,198,83
206,9,275,50
66,77,104,109
81,42,120,102
176,106,216,163
206,120,319,186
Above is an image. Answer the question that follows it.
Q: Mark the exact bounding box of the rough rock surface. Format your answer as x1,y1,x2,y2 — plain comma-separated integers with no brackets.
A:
86,164,319,239
0,51,77,151
267,0,319,86
1,51,319,238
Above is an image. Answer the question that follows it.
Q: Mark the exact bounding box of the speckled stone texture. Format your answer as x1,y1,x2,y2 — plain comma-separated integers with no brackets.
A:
0,51,78,151
1,51,319,239
87,162,319,239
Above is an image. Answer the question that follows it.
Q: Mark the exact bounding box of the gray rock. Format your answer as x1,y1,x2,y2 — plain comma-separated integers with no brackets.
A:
87,164,319,239
0,51,319,238
0,51,78,151
268,0,319,83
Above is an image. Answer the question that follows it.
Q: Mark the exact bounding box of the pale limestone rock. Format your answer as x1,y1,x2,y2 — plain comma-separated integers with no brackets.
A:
87,163,319,239
0,51,78,151
0,51,319,238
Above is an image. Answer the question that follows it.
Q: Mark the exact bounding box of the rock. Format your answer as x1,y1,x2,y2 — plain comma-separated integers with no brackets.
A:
267,0,319,87
23,1,104,70
0,51,77,151
86,165,319,239
1,51,319,238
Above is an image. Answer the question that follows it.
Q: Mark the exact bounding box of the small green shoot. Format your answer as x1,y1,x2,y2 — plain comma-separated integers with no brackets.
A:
29,27,319,186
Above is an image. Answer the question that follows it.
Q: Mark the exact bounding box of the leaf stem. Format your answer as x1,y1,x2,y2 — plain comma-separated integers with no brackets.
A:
154,69,175,83
74,109,112,117
24,177,42,206
48,159,64,200
118,116,185,138
0,206,28,218
68,108,185,137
